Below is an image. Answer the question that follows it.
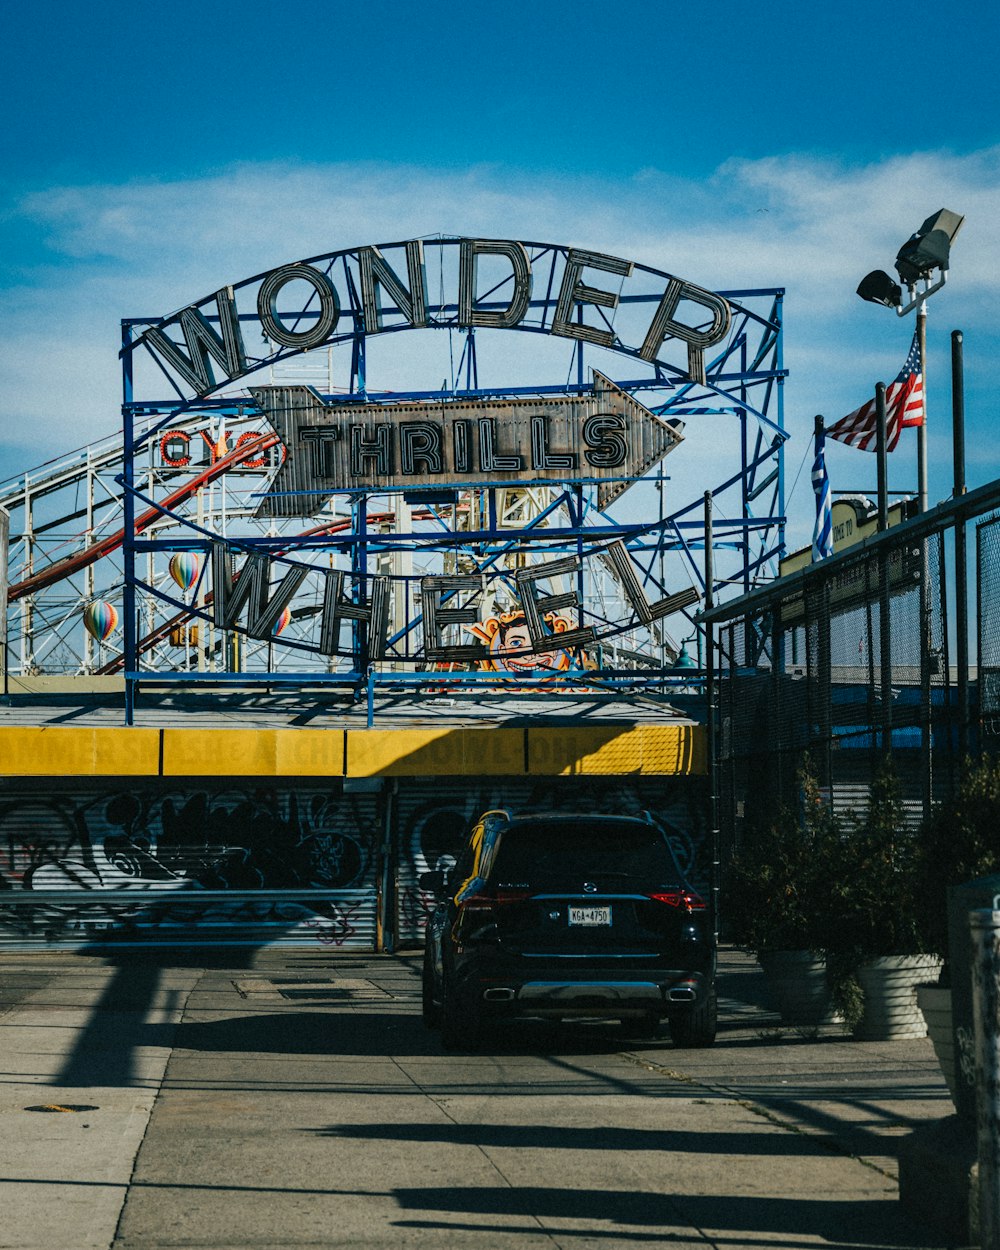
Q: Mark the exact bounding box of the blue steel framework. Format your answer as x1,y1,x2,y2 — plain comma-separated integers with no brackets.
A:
119,238,786,724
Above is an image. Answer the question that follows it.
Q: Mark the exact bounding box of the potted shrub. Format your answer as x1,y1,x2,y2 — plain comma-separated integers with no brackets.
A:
820,760,941,1040
724,764,842,1026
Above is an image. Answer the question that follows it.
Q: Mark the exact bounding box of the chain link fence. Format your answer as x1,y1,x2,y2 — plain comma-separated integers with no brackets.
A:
706,482,1000,867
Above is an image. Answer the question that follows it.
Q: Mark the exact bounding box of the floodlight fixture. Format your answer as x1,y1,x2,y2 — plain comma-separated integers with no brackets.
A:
857,207,964,318
895,228,952,285
857,270,903,309
895,209,965,284
917,208,965,246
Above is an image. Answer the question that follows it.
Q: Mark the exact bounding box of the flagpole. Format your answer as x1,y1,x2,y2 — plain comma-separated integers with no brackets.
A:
917,302,929,512
952,330,969,761
875,383,888,531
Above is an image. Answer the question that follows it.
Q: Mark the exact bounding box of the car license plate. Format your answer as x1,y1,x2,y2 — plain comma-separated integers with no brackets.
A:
569,905,611,926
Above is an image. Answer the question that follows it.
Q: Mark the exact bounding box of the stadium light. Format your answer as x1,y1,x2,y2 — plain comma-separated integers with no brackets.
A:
858,208,964,317
856,208,964,513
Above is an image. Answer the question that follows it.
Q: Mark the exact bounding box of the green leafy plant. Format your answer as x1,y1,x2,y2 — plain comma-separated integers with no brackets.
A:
727,756,963,1032
819,758,928,1026
824,760,926,958
724,762,840,956
825,969,866,1033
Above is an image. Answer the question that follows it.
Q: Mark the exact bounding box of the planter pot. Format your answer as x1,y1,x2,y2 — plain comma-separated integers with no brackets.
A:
852,955,944,1041
758,949,842,1027
916,983,957,1103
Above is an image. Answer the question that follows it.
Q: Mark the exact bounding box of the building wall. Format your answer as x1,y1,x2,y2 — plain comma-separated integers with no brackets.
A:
0,722,707,950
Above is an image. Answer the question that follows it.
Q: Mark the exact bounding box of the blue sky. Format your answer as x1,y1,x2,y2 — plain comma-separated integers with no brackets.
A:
2,0,999,546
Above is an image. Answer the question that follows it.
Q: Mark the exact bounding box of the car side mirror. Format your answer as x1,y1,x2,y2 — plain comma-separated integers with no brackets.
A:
418,869,447,896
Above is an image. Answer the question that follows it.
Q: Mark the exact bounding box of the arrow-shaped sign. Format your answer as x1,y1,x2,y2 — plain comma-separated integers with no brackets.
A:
251,371,682,517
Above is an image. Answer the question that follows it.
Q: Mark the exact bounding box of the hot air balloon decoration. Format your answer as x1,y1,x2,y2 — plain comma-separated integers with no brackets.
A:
273,606,292,637
168,552,200,594
83,600,118,643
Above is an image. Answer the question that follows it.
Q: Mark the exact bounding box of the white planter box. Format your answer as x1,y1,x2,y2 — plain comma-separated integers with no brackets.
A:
853,955,943,1041
758,950,842,1026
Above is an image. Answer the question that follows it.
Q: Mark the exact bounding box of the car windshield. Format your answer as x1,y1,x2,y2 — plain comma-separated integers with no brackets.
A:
488,819,682,885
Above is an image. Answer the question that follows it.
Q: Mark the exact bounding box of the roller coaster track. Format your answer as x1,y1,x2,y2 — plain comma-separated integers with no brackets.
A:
3,412,482,675
92,514,353,674
7,432,279,603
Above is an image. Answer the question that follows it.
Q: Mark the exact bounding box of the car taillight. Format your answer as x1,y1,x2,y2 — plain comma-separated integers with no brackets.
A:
456,893,496,917
646,890,707,914
495,889,531,904
456,889,530,916
453,890,529,943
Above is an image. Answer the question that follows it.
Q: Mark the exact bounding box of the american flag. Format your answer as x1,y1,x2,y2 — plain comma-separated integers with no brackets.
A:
827,331,924,452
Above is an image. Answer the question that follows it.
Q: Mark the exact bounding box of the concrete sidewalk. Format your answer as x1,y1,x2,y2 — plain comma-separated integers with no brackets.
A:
0,957,200,1250
0,947,958,1250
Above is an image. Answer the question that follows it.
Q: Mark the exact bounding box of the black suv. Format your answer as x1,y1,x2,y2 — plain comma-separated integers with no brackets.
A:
421,809,716,1049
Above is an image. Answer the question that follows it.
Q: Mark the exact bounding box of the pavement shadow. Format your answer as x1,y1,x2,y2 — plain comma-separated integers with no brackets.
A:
146,1009,653,1058
54,947,261,1088
54,960,165,1088
311,1120,843,1157
387,1187,948,1247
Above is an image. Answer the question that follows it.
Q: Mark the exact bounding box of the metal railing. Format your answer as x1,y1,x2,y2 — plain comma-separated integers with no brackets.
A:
701,475,1000,856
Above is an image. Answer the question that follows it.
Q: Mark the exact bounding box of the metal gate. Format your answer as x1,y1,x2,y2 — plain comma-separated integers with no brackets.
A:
0,783,380,950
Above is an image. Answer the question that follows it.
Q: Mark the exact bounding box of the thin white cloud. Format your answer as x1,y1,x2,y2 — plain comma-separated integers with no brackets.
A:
2,149,998,522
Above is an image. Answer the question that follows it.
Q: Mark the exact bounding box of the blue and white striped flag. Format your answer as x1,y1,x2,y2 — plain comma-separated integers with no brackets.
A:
812,429,833,561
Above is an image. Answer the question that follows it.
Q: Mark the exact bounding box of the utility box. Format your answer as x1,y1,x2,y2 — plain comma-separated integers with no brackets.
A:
947,873,1000,1122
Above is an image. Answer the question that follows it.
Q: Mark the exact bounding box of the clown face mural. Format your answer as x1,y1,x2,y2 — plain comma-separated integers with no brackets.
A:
466,610,578,677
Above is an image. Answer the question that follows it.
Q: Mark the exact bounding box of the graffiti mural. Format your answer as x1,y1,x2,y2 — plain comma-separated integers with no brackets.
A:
0,787,379,948
0,775,707,950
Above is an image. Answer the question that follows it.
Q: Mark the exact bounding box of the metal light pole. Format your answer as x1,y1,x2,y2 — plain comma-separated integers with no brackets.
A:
858,212,963,807
916,303,929,514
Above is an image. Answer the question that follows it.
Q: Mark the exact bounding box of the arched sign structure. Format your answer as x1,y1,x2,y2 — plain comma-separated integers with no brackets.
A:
119,236,786,720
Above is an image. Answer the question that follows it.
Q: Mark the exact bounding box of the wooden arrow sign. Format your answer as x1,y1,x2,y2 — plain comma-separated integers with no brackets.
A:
251,371,682,517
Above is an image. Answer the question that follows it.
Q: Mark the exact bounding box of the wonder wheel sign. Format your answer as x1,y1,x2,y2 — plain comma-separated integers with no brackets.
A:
103,235,785,716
